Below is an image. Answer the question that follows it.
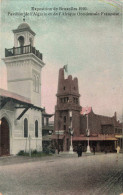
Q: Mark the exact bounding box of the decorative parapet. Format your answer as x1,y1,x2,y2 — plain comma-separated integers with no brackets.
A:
5,45,43,61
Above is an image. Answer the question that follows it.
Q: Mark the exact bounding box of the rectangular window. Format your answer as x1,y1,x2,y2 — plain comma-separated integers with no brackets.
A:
42,117,44,126
35,120,38,137
64,125,66,130
24,118,28,138
64,116,66,123
46,118,49,126
73,97,75,103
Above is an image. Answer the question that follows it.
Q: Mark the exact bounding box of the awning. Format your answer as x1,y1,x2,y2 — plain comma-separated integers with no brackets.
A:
115,135,123,138
73,136,117,141
51,135,65,140
0,88,44,120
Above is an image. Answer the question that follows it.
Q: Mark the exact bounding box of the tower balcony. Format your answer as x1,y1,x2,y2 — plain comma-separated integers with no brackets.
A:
55,104,82,111
5,45,43,60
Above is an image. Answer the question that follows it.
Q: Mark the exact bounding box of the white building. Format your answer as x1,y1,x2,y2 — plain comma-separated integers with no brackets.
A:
0,22,45,156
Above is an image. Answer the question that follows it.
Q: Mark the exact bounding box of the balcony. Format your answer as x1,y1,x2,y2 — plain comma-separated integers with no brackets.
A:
5,45,43,60
55,104,81,111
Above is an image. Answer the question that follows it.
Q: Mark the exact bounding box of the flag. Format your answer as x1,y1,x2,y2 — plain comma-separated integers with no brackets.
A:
63,65,68,73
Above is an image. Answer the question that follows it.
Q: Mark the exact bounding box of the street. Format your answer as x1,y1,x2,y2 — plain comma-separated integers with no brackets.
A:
0,153,123,195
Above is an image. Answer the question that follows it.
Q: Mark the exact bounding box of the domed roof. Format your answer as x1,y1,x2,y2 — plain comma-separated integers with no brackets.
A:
13,22,35,36
18,22,31,30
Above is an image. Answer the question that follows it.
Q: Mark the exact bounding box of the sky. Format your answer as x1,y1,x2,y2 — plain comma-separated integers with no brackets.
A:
0,0,123,121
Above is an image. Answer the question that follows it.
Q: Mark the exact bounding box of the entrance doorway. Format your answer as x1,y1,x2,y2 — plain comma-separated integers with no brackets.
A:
0,118,10,156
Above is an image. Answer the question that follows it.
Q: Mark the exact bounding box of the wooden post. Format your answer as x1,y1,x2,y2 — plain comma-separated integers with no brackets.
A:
29,134,31,157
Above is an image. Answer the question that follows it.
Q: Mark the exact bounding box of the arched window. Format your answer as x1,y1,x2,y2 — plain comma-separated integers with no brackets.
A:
18,36,24,47
35,120,38,137
33,75,36,91
36,76,39,92
24,118,28,138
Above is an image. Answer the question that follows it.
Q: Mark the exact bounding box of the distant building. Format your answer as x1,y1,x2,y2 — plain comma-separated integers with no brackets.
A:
0,22,45,156
79,107,121,152
52,68,122,152
114,121,123,152
42,108,54,150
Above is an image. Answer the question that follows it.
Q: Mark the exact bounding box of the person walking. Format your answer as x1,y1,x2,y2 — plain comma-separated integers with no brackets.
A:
77,145,82,157
93,145,95,155
116,145,120,154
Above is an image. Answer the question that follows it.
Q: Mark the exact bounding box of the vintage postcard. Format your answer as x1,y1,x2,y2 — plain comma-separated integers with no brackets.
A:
0,0,123,194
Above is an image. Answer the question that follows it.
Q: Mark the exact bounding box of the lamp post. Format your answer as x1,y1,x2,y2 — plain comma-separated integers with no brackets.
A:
57,120,61,154
69,111,74,154
86,114,91,153
69,128,74,153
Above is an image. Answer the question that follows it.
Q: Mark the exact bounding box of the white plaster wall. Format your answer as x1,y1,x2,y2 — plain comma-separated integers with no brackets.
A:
6,59,32,99
12,138,42,154
12,107,42,154
0,103,42,155
8,80,32,100
7,61,31,81
31,89,41,107
31,63,42,107
3,54,44,106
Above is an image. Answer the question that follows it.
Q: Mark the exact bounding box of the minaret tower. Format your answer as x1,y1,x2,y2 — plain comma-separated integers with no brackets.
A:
54,68,82,151
3,22,45,107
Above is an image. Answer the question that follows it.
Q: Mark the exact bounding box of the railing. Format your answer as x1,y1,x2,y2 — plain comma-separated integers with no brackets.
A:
5,45,43,60
42,125,54,130
55,104,81,111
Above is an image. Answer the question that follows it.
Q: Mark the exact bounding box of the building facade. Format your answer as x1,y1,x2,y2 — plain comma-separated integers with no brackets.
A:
53,68,81,151
52,68,122,152
42,108,54,150
0,22,45,156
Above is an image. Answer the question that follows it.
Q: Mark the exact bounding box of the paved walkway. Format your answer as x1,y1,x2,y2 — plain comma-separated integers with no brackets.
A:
0,152,112,166
0,153,122,195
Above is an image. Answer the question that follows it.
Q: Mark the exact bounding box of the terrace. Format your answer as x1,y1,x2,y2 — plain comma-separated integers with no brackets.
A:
5,45,43,60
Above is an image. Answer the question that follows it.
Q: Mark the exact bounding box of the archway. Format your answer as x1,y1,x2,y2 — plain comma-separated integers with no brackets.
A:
18,36,24,47
0,118,10,156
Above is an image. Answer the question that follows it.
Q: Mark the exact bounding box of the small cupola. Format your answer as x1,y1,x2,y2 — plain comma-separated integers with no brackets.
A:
13,22,36,47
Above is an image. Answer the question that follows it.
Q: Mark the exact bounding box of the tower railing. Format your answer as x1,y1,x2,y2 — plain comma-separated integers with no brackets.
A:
5,45,43,60
55,104,81,111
